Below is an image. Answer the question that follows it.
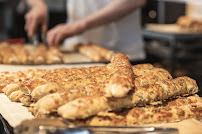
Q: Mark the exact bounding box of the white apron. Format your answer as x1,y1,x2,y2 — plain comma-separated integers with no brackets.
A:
64,0,145,60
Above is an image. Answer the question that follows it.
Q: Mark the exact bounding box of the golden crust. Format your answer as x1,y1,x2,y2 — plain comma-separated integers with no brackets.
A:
76,43,115,61
20,66,109,95
0,43,20,64
90,43,115,61
20,95,32,106
12,44,33,64
31,83,61,101
75,111,127,126
8,90,24,102
78,44,105,61
32,44,47,64
73,95,202,126
0,43,64,64
1,64,172,113
32,82,106,116
126,104,202,125
0,55,2,63
46,46,63,64
105,54,135,98
2,65,170,96
57,77,198,120
2,84,20,96
166,95,202,106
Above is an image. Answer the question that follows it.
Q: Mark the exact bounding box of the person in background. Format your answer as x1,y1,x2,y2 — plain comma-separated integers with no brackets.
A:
25,0,146,61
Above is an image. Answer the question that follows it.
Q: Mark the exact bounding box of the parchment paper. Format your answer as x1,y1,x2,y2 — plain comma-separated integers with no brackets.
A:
0,93,34,127
0,63,201,133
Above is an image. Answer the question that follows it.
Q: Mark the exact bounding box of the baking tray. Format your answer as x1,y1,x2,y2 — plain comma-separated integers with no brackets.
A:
14,120,179,134
0,117,179,134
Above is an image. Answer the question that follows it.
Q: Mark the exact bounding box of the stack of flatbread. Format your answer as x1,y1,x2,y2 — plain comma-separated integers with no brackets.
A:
0,53,201,126
0,42,63,64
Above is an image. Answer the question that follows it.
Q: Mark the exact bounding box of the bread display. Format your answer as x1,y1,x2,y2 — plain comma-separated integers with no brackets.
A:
104,53,135,98
72,95,202,126
0,53,201,126
58,76,198,120
0,42,118,64
0,42,20,64
12,44,33,64
0,42,64,64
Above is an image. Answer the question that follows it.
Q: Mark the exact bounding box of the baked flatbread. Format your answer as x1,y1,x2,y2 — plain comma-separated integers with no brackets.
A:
46,46,63,64
105,53,135,98
58,77,198,120
12,44,33,64
72,95,202,126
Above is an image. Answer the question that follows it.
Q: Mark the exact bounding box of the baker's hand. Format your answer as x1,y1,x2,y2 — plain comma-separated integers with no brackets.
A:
46,21,86,46
25,2,48,38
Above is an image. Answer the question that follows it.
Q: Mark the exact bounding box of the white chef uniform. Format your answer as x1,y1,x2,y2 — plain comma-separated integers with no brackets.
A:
63,0,145,60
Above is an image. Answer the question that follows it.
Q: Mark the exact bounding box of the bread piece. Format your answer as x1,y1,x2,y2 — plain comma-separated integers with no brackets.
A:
23,69,51,79
19,95,32,106
58,76,198,120
78,44,105,61
8,90,24,102
0,71,27,92
0,69,49,94
0,42,65,64
0,43,20,64
72,95,201,126
132,63,153,70
32,70,172,116
2,84,20,96
133,67,172,78
75,43,116,61
126,104,202,125
20,78,47,94
105,53,135,98
32,44,47,64
90,43,115,61
32,84,105,116
46,46,63,64
12,44,33,64
166,95,202,106
23,71,108,105
31,82,61,101
134,74,171,88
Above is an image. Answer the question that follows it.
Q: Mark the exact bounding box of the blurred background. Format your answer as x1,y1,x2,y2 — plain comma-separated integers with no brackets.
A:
0,0,202,132
0,0,201,95
0,1,201,94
